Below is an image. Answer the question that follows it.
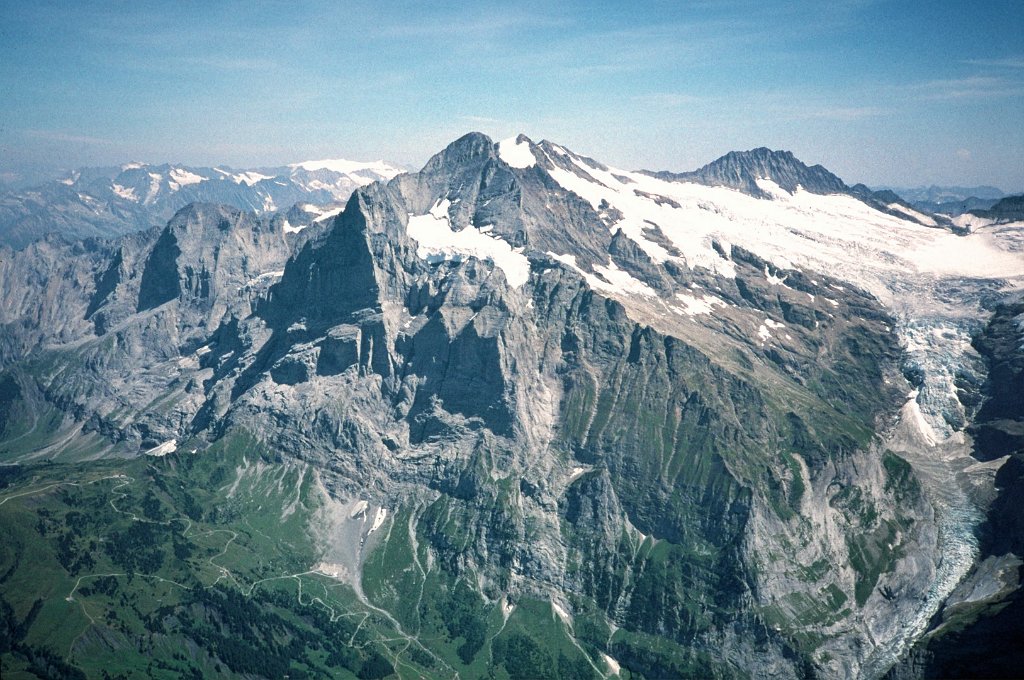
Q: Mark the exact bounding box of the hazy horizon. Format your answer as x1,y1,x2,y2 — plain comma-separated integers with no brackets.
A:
2,0,1022,191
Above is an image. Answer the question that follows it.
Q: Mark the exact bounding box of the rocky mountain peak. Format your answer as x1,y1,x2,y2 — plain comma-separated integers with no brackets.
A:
136,202,290,316
649,146,849,198
423,131,497,171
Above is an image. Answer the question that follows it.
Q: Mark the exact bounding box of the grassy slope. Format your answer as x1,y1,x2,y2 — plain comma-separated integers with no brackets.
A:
0,430,613,680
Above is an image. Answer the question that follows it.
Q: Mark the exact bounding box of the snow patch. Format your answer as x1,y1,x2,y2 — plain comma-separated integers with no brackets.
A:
765,265,788,286
551,600,571,625
349,499,368,519
368,507,387,534
887,203,938,227
314,207,344,223
549,252,657,298
232,171,272,186
246,270,284,287
144,439,177,457
145,173,161,203
111,184,138,201
592,261,659,297
498,137,537,168
754,177,792,198
407,199,531,287
567,466,589,484
674,291,727,316
757,317,784,343
169,167,204,187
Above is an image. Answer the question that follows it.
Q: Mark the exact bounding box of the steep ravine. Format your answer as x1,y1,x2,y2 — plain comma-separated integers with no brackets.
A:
885,299,1024,678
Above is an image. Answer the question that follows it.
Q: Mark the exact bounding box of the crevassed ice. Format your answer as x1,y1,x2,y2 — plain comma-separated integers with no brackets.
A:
535,145,1023,303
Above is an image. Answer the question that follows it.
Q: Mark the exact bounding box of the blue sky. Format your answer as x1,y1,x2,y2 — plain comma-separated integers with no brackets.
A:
1,0,1022,189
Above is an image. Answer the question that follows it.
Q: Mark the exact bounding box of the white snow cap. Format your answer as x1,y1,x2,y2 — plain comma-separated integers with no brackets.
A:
498,136,537,169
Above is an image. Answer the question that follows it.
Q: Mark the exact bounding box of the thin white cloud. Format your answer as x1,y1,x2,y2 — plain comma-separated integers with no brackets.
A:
632,93,718,108
376,10,570,39
909,75,1024,100
964,56,1024,69
634,90,887,122
179,56,280,72
459,115,502,125
22,130,115,145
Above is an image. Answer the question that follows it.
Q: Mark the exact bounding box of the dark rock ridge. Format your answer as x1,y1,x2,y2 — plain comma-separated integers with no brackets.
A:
911,196,1000,217
647,147,849,197
969,194,1024,222
891,185,1005,204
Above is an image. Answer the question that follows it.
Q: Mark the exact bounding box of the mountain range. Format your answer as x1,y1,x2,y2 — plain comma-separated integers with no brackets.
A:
872,185,1010,218
0,133,1021,679
0,158,404,250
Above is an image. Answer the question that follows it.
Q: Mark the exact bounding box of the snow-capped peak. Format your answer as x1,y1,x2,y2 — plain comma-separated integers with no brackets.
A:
517,138,1022,307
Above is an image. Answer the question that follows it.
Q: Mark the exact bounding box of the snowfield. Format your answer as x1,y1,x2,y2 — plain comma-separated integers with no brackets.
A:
407,199,531,287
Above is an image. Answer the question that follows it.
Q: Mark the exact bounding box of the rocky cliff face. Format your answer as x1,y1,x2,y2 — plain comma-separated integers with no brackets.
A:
0,133,1021,678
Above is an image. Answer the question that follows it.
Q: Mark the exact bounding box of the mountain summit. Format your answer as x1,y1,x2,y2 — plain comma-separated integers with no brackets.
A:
647,146,849,197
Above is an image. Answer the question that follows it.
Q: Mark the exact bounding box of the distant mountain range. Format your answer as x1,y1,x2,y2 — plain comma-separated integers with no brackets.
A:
873,184,1008,217
0,158,404,249
8,151,1019,252
887,184,1006,203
